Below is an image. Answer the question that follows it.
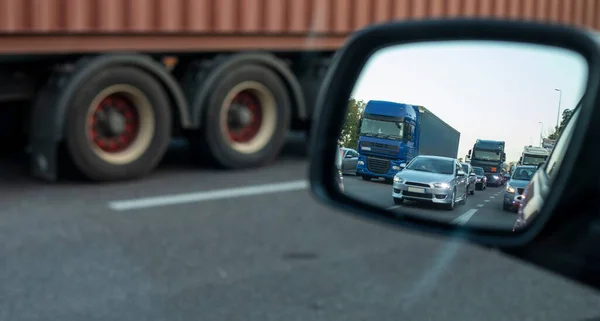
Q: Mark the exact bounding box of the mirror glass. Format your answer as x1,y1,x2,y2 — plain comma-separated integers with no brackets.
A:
335,40,587,231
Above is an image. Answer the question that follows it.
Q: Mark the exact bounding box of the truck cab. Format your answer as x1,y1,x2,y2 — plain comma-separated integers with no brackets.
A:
467,139,506,187
355,100,418,182
518,146,550,167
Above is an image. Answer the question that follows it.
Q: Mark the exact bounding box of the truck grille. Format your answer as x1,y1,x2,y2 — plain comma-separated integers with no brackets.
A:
361,141,398,150
406,182,431,188
360,141,399,156
366,157,390,174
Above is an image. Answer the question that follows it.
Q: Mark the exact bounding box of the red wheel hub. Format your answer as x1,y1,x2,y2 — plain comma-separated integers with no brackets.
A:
89,94,140,153
226,90,263,143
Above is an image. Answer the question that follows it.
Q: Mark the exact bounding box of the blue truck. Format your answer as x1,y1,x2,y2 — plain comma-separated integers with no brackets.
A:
355,100,460,182
466,139,506,187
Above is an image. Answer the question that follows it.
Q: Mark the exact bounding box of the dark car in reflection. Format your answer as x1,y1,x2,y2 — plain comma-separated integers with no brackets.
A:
472,166,487,190
485,172,503,187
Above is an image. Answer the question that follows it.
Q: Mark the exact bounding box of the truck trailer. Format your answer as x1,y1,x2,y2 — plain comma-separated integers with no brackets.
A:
0,0,592,183
355,101,460,182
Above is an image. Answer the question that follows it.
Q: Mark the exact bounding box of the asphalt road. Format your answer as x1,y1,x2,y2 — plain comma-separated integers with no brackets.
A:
1,135,599,321
343,176,517,231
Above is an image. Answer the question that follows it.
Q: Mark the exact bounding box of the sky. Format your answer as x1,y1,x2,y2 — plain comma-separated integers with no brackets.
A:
350,40,588,163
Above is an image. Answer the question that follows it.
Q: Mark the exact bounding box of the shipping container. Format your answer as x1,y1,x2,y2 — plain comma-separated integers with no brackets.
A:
0,0,591,183
417,106,461,159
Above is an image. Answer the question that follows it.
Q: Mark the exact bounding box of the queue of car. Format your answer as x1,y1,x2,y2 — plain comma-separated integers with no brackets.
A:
338,146,542,214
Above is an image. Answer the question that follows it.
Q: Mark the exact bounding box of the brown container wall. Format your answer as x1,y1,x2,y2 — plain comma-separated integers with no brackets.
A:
0,0,596,53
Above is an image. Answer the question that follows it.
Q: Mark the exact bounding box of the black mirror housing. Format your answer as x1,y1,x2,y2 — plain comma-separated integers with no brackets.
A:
308,18,600,248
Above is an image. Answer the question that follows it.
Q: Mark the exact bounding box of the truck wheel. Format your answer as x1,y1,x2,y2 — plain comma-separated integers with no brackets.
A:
64,67,171,181
195,64,291,169
361,175,371,181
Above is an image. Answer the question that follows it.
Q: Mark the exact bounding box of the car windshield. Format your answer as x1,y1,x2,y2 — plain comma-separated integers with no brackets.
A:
472,167,484,175
406,157,454,174
512,167,535,181
360,118,404,139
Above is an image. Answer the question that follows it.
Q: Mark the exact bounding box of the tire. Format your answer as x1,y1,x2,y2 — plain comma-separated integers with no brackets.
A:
393,197,404,205
445,189,456,210
64,66,172,181
502,203,511,211
192,64,291,169
361,175,371,181
469,186,475,195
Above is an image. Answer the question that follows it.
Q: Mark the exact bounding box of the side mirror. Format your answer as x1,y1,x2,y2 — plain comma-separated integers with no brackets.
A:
502,152,507,161
308,19,597,266
467,149,472,156
399,163,406,169
470,172,477,176
356,118,362,134
344,154,353,158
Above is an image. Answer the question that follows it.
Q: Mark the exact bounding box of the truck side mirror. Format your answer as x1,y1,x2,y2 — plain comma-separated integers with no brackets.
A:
467,149,471,156
356,118,362,134
502,152,506,161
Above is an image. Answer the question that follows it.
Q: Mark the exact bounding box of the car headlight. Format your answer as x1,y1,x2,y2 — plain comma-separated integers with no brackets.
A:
357,160,364,165
393,176,405,183
506,185,515,193
392,165,400,170
433,182,451,189
493,175,499,179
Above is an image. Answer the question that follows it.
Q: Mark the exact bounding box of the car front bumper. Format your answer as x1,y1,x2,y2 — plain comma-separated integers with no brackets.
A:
392,182,454,204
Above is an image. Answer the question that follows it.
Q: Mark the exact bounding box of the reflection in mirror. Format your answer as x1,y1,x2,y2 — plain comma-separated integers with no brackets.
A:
335,40,587,231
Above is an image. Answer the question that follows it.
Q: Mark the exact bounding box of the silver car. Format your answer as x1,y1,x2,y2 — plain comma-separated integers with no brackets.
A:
340,148,359,175
461,162,476,195
392,155,468,211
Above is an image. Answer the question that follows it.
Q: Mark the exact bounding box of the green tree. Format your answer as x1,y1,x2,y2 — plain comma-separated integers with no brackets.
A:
547,109,573,140
339,98,366,149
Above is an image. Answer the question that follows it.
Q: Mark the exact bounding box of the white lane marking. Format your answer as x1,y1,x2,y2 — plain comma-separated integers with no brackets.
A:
387,205,400,210
476,204,484,207
108,180,309,211
484,200,490,202
451,209,478,225
490,196,495,199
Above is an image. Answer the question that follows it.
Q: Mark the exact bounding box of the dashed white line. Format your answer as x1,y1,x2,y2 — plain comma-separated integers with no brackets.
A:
451,209,478,225
108,180,309,211
484,200,490,202
387,205,400,210
476,204,484,207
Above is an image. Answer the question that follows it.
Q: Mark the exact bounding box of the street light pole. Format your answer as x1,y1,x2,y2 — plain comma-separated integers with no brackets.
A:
539,122,543,147
555,88,562,130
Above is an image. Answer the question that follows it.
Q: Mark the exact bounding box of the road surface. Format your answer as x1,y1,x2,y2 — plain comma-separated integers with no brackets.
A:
343,176,517,231
0,135,598,321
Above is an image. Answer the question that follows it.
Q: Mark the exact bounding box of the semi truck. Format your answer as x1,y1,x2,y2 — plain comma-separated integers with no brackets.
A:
0,0,591,183
518,146,550,166
355,100,460,182
467,139,506,187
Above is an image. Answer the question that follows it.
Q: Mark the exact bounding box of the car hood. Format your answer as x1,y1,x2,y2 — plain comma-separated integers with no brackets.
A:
508,179,530,189
397,169,454,184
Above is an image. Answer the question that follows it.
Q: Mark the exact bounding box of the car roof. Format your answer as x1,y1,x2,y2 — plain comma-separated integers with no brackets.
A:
515,165,537,169
415,155,455,161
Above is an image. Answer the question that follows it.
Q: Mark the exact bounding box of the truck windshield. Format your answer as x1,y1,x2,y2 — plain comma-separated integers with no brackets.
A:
406,157,454,175
522,154,547,165
471,150,502,161
360,118,404,139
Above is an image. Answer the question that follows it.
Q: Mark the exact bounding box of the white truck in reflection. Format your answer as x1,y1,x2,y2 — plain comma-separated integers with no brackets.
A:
518,146,550,167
